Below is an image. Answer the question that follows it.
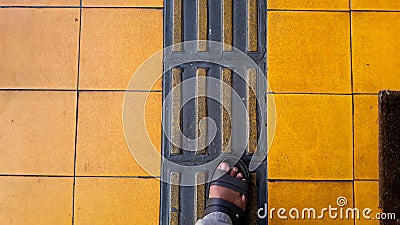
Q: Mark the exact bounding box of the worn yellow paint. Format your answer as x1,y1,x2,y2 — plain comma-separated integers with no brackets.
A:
0,92,76,175
222,0,233,51
171,68,183,154
0,8,79,89
195,172,206,221
268,0,349,10
268,94,353,180
74,178,160,225
354,181,380,225
173,0,183,52
76,92,161,176
268,181,354,225
247,0,258,52
79,9,163,90
353,0,400,10
169,172,180,225
221,68,232,153
247,68,258,154
83,0,163,7
354,95,379,180
196,68,208,155
352,12,400,93
0,177,73,225
197,0,208,51
268,12,351,93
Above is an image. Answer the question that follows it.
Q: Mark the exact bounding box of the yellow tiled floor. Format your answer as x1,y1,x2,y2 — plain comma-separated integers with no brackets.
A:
1,1,397,224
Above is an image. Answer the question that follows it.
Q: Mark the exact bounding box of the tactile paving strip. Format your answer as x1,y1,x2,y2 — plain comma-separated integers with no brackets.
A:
160,0,267,224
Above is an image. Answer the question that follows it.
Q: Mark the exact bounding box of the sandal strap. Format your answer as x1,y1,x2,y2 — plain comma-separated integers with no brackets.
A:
210,173,249,196
204,198,244,225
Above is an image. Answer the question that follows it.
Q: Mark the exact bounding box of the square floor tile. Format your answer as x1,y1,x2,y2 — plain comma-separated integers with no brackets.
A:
0,91,76,175
76,91,162,176
268,181,354,224
268,12,351,93
267,0,349,10
268,94,353,180
0,0,79,6
352,0,400,10
354,181,380,225
83,0,162,7
0,177,73,225
79,8,163,90
74,177,160,225
354,95,379,180
0,8,79,89
352,12,400,93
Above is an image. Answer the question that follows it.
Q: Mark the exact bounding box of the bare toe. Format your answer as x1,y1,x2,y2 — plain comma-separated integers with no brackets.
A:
236,173,243,179
217,162,230,173
229,167,238,176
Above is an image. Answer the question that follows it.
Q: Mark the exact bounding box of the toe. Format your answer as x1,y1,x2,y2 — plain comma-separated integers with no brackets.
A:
236,173,243,179
217,162,230,173
230,167,238,176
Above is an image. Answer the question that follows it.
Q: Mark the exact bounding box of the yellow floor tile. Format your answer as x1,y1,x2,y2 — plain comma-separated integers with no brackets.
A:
79,8,163,90
268,181,354,224
83,0,163,7
352,12,400,93
268,94,353,180
0,0,79,6
354,95,379,180
354,181,380,225
0,177,73,225
74,177,159,225
0,91,76,175
352,0,400,10
76,91,161,176
267,0,349,10
0,8,79,89
268,12,351,93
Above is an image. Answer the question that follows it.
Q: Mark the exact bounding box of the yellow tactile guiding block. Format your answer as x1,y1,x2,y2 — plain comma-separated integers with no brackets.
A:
248,173,258,224
197,0,208,52
267,12,351,93
196,68,208,155
354,95,379,180
79,8,163,90
0,0,79,6
0,91,76,175
0,177,73,225
171,68,183,154
354,181,380,225
82,0,163,7
0,8,80,89
352,0,400,10
76,92,161,176
352,12,400,93
268,181,354,225
74,178,160,225
169,172,180,225
246,68,258,155
267,0,349,10
173,0,183,52
195,172,207,222
268,94,353,180
221,68,232,153
222,0,233,51
247,0,258,52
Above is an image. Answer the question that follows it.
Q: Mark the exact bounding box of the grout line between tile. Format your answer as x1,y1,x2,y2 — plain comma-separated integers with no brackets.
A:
0,89,162,92
267,9,400,13
0,174,160,178
0,6,163,9
71,0,83,224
